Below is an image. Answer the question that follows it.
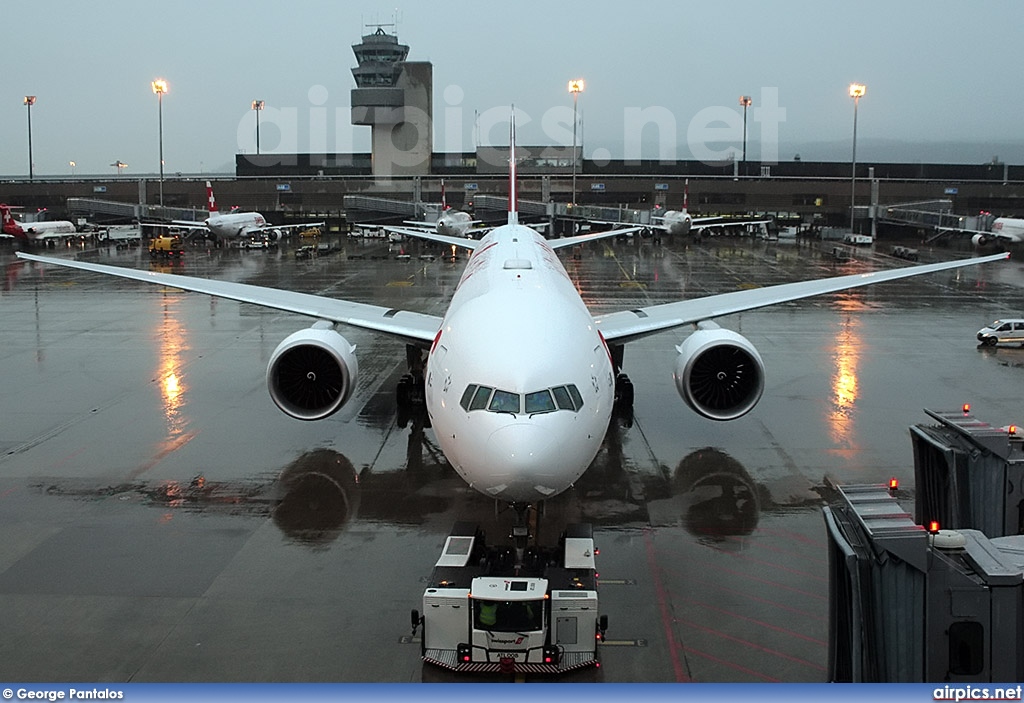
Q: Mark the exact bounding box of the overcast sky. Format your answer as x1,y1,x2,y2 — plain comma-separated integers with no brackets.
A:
3,0,1022,176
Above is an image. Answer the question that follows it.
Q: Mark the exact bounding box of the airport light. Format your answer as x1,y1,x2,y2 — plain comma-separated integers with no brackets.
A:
568,79,585,208
849,83,866,233
251,100,265,155
23,96,36,181
111,160,128,175
152,79,169,207
739,96,752,176
69,161,75,176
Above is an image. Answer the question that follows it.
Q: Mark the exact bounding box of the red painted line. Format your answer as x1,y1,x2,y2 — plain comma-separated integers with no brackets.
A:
755,527,827,548
720,549,828,584
675,596,828,647
675,615,826,673
681,573,826,622
719,532,826,566
643,528,690,682
659,554,827,602
681,645,781,682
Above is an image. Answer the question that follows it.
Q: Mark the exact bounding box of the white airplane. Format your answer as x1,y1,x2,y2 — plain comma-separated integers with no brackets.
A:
403,180,480,237
150,182,324,242
596,181,769,237
948,216,1024,247
15,116,1009,514
1,204,77,241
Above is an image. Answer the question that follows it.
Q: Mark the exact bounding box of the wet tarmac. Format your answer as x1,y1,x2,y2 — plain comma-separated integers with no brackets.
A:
1,233,1022,683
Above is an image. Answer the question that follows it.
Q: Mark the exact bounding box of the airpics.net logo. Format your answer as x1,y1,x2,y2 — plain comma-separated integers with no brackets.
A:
235,85,787,169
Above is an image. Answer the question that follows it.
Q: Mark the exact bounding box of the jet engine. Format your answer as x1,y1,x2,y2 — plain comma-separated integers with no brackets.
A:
267,321,358,421
971,233,991,247
673,323,765,421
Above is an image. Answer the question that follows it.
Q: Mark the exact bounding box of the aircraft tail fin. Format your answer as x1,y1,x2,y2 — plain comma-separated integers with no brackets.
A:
206,181,217,213
440,179,449,211
683,178,690,212
0,204,26,239
508,108,518,226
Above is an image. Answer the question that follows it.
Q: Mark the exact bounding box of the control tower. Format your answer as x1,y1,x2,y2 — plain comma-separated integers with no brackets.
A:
350,26,433,178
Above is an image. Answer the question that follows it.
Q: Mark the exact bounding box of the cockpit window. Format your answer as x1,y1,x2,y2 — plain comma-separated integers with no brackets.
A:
469,385,493,411
567,384,584,411
489,390,521,414
461,383,584,416
525,390,556,414
551,386,574,411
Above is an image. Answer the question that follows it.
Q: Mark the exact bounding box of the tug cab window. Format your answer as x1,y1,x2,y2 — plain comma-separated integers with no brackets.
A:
473,599,544,633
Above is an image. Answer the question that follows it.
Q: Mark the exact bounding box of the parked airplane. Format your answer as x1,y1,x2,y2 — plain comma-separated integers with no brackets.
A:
1,204,77,241
403,180,480,237
15,116,1009,515
150,182,324,242
956,217,1024,247
598,181,769,237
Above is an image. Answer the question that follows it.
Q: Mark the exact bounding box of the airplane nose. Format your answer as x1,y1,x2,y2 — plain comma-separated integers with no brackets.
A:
486,423,561,498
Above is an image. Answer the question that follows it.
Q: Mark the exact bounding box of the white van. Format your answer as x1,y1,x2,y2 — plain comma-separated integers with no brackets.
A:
976,319,1024,346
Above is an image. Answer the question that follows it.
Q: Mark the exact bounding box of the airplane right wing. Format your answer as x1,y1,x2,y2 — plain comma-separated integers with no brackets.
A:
383,226,480,251
15,253,442,348
595,252,1010,345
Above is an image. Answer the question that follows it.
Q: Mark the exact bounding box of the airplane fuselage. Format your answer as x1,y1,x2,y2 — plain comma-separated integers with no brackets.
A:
992,217,1024,243
424,222,615,503
437,210,473,237
661,210,692,236
205,211,267,239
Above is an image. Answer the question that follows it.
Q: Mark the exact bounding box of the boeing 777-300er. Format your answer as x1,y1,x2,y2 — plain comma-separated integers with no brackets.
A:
1,204,77,241
148,181,324,243
16,116,1009,522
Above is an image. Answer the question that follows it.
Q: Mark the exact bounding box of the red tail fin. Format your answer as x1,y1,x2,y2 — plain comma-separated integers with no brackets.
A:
508,109,518,226
206,181,217,213
0,205,26,239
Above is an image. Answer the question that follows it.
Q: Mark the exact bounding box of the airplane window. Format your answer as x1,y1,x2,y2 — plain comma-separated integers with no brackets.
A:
489,390,520,414
525,390,556,414
567,384,584,411
552,386,574,411
460,385,477,412
469,386,493,411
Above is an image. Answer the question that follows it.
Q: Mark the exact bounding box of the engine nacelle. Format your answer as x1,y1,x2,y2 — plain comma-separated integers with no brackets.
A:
673,325,765,421
971,233,991,247
267,322,358,421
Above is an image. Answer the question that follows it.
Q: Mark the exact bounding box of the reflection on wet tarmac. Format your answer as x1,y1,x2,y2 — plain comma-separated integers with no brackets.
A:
828,313,863,447
670,448,761,542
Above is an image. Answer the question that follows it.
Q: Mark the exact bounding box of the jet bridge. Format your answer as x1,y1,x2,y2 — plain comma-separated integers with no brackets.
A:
911,408,1024,538
824,484,1024,682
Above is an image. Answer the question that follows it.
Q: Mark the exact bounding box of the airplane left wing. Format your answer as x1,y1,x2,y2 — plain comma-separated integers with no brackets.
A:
595,252,1010,345
15,253,442,347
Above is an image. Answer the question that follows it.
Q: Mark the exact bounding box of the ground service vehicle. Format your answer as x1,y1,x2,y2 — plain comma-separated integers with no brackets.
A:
149,235,184,258
411,522,607,675
976,318,1024,346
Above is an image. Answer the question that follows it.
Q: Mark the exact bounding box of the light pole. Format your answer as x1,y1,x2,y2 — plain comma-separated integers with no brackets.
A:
567,79,585,208
251,100,265,154
152,79,168,206
739,95,751,176
69,161,76,176
111,161,128,176
849,83,866,232
23,96,36,181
